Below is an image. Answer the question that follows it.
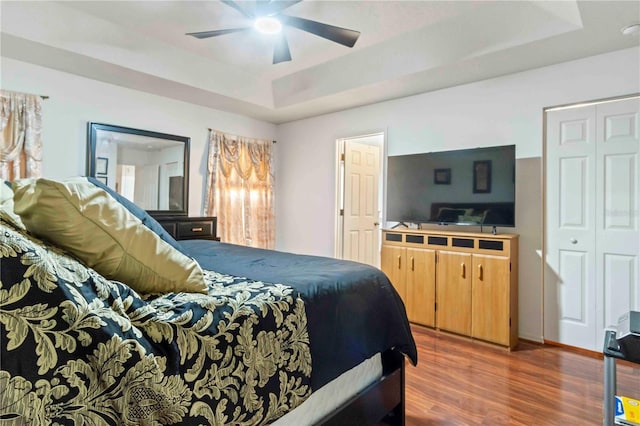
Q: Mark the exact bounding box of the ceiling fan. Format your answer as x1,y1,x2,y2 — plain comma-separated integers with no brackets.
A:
186,0,361,64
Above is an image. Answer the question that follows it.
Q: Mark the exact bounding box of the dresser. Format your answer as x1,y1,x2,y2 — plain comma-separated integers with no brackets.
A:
154,216,219,241
381,228,518,349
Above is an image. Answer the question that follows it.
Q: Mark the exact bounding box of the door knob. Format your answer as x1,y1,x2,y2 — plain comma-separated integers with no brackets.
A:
570,238,578,244
374,222,380,226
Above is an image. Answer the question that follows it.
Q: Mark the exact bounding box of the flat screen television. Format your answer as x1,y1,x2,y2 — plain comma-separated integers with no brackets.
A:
386,145,516,227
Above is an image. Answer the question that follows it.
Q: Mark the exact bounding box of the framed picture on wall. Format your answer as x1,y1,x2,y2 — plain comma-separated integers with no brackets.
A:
96,175,108,185
473,160,492,193
96,157,109,175
434,168,451,185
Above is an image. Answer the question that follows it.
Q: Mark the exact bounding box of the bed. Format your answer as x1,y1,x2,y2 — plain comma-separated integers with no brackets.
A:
0,177,417,425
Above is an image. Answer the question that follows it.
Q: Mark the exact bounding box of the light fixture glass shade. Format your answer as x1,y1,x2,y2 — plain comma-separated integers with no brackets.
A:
621,23,640,36
254,17,282,34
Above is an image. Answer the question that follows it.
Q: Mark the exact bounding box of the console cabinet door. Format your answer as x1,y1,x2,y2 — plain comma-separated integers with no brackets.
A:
381,245,407,303
436,251,472,335
406,247,436,327
472,254,511,345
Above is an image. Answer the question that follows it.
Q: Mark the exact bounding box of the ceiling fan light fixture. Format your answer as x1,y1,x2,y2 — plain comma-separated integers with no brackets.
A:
254,16,282,34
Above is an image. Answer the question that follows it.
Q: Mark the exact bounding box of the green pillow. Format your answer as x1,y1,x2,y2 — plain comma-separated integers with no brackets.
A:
12,177,207,294
0,182,26,230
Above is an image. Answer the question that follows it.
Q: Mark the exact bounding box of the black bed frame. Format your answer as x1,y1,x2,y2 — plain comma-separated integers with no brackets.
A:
316,349,406,426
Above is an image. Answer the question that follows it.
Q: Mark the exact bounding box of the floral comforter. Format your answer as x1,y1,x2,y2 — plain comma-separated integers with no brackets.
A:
0,220,311,425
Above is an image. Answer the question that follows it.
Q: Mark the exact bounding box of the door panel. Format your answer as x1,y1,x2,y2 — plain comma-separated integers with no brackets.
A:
346,230,359,261
595,97,640,345
559,157,588,228
603,154,635,230
545,105,597,350
381,245,406,302
343,141,381,267
558,250,588,323
604,254,638,328
406,247,436,327
437,251,471,335
472,254,510,345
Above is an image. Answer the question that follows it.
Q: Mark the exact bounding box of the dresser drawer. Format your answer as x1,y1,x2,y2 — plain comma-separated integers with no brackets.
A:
176,220,213,239
159,221,176,236
153,216,218,241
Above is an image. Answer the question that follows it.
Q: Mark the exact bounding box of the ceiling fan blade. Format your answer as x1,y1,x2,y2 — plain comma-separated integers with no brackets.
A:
186,27,251,39
258,0,303,17
221,0,254,19
273,32,292,64
280,15,360,48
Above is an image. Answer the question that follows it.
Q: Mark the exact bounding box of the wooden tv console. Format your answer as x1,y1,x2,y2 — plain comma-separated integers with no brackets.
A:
381,228,518,349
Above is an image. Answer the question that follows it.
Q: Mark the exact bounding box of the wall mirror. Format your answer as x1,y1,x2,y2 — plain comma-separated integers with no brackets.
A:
87,122,189,217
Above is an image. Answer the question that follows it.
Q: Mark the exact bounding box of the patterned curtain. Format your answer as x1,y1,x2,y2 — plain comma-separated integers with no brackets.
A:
204,130,275,249
0,90,43,180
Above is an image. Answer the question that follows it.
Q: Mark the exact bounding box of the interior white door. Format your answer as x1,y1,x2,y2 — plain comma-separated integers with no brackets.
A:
343,141,381,267
545,105,598,350
595,98,640,344
545,96,640,351
135,164,159,210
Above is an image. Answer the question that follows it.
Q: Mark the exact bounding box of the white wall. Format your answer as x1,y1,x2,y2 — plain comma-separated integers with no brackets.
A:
3,48,639,343
1,58,277,216
275,47,640,342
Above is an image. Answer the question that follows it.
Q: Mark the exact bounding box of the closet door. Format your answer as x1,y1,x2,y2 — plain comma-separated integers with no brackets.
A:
545,105,597,350
545,96,640,351
595,98,640,347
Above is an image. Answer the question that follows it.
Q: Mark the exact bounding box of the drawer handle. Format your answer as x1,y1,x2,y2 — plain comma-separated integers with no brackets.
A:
191,227,204,232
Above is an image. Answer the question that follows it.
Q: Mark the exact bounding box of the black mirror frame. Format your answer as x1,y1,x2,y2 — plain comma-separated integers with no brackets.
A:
86,122,190,217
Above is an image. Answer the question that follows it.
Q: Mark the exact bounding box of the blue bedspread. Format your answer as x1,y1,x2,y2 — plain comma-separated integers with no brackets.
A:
180,240,418,390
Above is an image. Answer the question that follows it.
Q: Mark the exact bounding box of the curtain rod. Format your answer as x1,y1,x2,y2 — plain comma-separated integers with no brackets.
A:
207,128,276,143
1,92,49,100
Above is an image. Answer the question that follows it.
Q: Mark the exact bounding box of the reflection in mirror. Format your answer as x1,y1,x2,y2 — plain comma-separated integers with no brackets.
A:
87,123,189,216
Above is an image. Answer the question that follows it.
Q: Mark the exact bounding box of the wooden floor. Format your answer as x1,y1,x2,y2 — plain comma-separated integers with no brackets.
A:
405,325,640,425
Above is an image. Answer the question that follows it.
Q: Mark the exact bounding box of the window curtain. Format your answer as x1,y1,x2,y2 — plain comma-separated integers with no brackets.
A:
0,90,43,180
204,130,275,249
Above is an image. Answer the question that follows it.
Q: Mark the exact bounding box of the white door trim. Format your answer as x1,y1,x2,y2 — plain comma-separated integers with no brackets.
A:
334,131,386,263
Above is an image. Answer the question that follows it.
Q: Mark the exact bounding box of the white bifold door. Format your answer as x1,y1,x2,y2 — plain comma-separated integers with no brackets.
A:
545,96,639,351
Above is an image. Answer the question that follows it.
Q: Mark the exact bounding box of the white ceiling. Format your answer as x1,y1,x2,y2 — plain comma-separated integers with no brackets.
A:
1,1,639,124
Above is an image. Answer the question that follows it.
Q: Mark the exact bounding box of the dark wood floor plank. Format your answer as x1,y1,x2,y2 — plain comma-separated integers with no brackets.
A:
405,325,640,425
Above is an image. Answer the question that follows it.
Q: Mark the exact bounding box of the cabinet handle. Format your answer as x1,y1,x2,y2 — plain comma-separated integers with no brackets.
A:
460,263,465,278
478,264,483,280
397,255,401,269
411,256,415,271
191,227,203,232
